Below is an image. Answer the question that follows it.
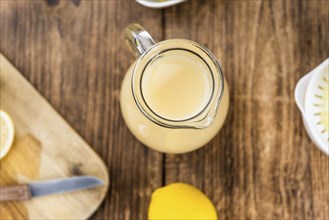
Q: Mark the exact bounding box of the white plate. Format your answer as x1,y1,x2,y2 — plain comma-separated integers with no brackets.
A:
136,0,186,9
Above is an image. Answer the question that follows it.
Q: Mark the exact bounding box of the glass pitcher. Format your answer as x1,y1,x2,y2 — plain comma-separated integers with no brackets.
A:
120,24,229,154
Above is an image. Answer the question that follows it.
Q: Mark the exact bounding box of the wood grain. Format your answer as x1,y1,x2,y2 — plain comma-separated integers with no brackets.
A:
0,54,109,219
164,1,329,219
0,184,31,202
1,0,328,219
1,1,163,219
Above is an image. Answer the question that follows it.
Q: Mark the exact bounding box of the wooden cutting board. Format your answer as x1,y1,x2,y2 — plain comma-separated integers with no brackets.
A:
0,54,109,220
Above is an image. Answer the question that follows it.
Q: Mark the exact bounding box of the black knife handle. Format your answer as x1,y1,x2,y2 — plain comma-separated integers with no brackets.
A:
0,184,31,202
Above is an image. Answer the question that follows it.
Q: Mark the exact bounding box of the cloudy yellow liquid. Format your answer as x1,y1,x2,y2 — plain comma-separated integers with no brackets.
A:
142,53,212,120
120,51,229,153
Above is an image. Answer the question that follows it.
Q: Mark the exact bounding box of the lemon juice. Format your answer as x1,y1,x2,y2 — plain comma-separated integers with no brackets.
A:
120,39,230,153
141,52,212,120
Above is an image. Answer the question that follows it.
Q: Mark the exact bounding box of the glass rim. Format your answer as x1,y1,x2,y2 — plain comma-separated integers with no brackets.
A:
131,39,224,129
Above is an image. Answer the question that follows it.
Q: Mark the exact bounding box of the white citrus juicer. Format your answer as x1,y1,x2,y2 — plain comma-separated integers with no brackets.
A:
295,58,329,155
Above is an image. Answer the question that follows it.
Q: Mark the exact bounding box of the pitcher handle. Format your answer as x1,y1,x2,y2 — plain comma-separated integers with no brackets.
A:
124,23,156,57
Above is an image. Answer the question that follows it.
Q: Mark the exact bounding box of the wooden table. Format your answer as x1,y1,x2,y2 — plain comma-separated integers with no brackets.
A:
1,0,328,219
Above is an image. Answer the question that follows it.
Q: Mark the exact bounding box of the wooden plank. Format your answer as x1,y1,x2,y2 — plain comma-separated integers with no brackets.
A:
0,53,109,219
164,0,329,219
0,1,163,219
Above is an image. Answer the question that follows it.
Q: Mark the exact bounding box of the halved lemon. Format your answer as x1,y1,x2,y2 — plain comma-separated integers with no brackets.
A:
148,183,218,220
0,110,15,159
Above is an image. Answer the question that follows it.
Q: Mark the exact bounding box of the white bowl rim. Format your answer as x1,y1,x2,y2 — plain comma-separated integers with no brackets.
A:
294,58,329,156
136,0,186,8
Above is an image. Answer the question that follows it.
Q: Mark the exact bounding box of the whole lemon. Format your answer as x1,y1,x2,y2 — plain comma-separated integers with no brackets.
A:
148,183,218,220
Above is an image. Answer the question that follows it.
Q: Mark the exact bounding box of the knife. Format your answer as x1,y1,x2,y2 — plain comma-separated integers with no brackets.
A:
0,176,103,202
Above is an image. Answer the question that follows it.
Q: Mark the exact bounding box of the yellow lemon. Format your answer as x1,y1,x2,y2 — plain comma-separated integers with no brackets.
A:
0,110,15,159
148,183,218,220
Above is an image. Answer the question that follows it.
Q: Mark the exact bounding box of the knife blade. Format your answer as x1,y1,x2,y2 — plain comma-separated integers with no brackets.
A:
0,176,103,202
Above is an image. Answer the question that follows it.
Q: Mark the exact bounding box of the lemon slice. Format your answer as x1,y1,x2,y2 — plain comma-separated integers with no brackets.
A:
148,183,218,220
0,110,15,159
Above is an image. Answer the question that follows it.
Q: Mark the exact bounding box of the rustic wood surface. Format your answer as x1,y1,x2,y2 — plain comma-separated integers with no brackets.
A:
1,0,328,219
